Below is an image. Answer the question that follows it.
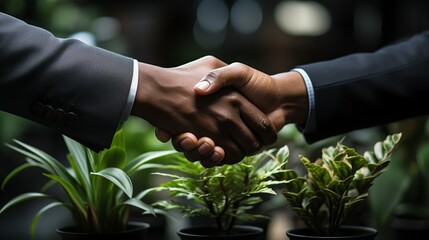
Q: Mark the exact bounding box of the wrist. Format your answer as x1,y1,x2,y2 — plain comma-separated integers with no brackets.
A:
131,62,160,118
272,71,308,126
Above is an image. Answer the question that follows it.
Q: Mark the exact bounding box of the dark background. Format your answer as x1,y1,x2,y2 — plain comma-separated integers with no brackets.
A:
1,0,429,239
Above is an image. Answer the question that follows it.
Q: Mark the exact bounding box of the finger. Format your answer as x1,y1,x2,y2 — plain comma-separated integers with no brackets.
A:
267,109,287,132
196,141,225,166
155,128,173,142
180,55,227,69
171,133,198,152
229,126,261,156
189,134,247,166
209,91,270,156
182,137,215,163
240,103,278,146
211,146,225,164
215,113,262,159
199,146,225,168
182,137,216,162
194,63,251,95
220,147,244,165
180,136,225,165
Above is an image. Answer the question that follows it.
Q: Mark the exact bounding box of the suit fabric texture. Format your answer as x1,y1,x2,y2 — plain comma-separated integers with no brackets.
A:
299,30,429,142
0,12,134,152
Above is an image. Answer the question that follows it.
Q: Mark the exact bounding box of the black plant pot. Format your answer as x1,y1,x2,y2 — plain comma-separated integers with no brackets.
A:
390,214,429,240
131,213,168,240
286,225,378,240
177,225,264,240
56,221,150,240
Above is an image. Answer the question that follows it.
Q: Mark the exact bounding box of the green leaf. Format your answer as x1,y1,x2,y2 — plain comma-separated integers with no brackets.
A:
110,129,126,150
91,168,133,198
2,129,172,235
0,192,53,215
123,198,155,215
63,136,94,202
99,146,126,170
64,136,89,178
276,145,289,163
30,202,63,239
134,188,157,200
373,141,385,161
7,140,77,185
125,150,178,174
279,133,402,235
44,173,87,216
1,162,33,190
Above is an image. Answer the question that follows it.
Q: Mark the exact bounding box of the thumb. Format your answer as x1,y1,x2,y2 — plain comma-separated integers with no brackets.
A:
194,63,250,96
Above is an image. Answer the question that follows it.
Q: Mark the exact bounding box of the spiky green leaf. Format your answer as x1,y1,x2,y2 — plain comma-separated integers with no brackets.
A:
91,168,133,198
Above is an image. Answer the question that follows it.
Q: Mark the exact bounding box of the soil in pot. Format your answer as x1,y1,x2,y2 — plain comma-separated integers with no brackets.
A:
56,221,150,240
177,225,264,240
286,225,378,240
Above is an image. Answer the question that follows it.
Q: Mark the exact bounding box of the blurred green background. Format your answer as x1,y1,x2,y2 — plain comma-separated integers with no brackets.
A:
1,0,429,239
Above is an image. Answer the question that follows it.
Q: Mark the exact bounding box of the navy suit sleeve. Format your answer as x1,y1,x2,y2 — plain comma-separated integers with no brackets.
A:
298,30,429,142
0,12,134,151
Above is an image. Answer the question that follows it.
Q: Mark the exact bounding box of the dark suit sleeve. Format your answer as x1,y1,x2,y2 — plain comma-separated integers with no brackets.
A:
0,12,134,151
298,30,429,143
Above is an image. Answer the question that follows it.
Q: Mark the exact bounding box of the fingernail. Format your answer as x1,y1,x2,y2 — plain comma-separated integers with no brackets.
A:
198,143,211,155
180,138,194,151
194,80,210,91
211,152,222,163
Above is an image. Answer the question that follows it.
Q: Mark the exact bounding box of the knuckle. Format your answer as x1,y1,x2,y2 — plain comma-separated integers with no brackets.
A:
260,117,271,130
259,117,278,145
203,55,222,67
230,62,246,71
223,92,242,107
203,55,215,61
230,62,251,80
215,111,234,124
205,71,219,82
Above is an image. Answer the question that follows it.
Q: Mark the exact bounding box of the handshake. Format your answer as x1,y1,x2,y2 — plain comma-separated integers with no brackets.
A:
131,56,309,167
4,12,424,169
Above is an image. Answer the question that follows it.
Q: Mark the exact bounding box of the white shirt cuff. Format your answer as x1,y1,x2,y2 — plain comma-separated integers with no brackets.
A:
291,68,316,134
119,59,139,124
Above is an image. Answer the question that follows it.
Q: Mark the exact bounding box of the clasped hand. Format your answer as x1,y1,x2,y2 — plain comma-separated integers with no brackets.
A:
132,56,303,167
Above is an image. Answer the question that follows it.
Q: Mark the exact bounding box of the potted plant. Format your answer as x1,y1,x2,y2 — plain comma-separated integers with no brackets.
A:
386,118,429,240
121,117,178,240
0,129,176,240
151,147,291,240
275,133,402,240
